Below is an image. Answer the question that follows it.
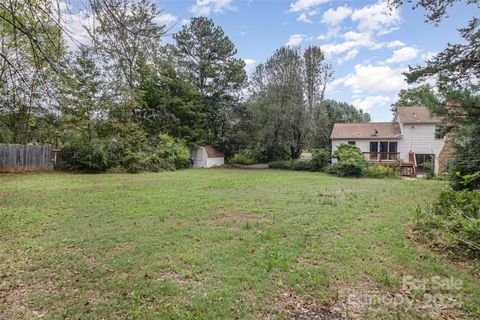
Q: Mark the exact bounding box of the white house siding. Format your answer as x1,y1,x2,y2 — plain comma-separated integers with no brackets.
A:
398,124,444,174
206,157,224,168
332,139,399,154
332,139,370,153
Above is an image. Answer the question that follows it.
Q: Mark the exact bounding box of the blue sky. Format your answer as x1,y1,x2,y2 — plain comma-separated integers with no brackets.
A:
153,0,473,121
65,0,473,121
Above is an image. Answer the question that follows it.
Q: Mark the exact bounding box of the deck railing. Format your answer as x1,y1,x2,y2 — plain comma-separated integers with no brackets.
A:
363,152,400,161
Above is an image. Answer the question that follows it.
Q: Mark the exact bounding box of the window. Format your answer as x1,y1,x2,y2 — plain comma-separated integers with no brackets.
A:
415,154,435,173
369,141,398,160
348,141,356,145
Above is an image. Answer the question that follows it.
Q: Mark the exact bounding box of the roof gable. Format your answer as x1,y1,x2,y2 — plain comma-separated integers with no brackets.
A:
330,122,402,140
396,106,441,124
203,145,224,158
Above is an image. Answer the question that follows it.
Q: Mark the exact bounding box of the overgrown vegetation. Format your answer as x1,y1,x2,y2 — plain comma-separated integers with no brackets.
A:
414,188,480,259
269,148,330,172
365,164,401,179
329,144,367,177
61,134,189,173
389,0,480,261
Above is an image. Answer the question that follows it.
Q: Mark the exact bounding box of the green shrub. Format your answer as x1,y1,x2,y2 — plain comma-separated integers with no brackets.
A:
311,148,330,171
150,134,186,169
334,161,365,177
229,151,256,165
414,189,480,259
126,162,144,174
423,160,435,179
291,160,314,171
365,164,400,179
121,134,187,173
332,144,366,164
450,125,480,190
62,133,188,173
62,138,123,173
325,164,338,175
269,160,292,170
328,144,367,177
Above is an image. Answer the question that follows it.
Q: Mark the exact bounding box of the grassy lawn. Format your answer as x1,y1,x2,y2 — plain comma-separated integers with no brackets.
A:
1,169,479,319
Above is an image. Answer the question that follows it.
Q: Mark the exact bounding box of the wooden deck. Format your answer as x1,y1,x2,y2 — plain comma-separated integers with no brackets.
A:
362,152,417,177
362,152,400,162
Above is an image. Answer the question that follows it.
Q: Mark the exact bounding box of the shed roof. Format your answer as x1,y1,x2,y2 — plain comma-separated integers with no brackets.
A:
396,106,441,124
330,122,402,140
203,145,224,158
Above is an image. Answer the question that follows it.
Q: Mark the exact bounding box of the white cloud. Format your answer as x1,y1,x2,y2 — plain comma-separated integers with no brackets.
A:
285,34,305,46
343,31,370,42
352,95,392,111
152,13,178,25
387,40,405,48
61,10,94,48
421,51,437,61
322,41,357,55
317,25,340,40
321,30,380,56
297,12,313,23
385,46,419,63
338,49,359,64
190,0,236,16
243,58,256,72
337,64,407,93
321,6,352,26
290,0,329,12
351,1,401,33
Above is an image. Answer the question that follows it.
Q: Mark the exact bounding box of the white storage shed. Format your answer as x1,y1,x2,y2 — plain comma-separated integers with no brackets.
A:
192,145,224,168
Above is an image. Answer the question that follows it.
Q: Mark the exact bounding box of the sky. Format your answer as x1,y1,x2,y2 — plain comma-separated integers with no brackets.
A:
65,0,474,121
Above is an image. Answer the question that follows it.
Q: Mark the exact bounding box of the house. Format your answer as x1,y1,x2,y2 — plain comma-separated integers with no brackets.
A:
191,145,225,168
330,106,446,176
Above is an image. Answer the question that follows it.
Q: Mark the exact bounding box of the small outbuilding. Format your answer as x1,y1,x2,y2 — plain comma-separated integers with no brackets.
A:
192,145,224,168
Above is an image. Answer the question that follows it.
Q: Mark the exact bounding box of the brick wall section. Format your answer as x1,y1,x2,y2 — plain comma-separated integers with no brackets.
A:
438,133,455,173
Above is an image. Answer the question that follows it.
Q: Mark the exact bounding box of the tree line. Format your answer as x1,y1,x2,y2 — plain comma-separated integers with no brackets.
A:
0,0,369,171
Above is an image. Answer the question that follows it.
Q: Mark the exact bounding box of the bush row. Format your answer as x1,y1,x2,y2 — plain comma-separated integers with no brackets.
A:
269,149,330,172
61,134,190,173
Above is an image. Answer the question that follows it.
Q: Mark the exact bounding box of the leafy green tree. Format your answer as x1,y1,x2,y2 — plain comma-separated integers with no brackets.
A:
136,62,207,146
60,49,107,143
249,47,306,159
0,0,65,144
303,46,334,149
88,0,164,89
391,85,440,112
173,17,246,143
390,0,480,188
322,100,370,148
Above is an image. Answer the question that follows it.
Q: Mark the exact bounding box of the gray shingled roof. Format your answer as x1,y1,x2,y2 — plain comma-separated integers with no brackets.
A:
396,106,441,124
203,145,224,158
330,122,402,139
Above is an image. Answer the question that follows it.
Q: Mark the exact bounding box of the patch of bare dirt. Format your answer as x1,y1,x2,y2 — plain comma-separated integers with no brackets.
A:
0,279,60,318
263,289,345,320
156,269,203,288
332,280,467,320
212,211,273,225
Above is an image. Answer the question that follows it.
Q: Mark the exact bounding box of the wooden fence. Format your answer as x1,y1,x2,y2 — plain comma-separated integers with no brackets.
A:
0,144,54,172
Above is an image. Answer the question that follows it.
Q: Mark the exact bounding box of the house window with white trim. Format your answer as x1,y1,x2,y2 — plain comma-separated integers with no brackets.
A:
369,141,398,160
348,141,356,146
